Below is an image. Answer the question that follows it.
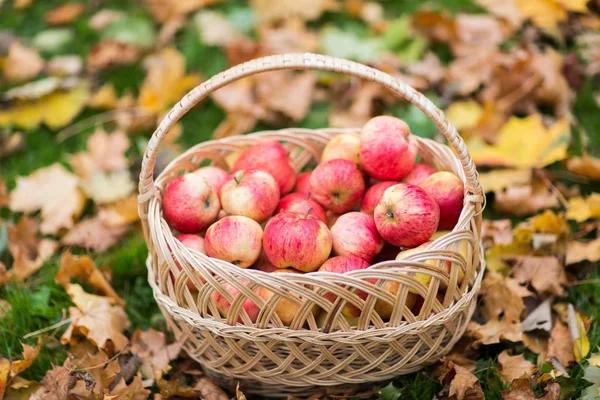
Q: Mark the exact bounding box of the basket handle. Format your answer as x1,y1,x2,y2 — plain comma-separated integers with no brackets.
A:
138,53,483,208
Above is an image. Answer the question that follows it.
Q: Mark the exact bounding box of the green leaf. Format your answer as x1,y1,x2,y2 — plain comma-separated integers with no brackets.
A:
102,16,156,49
582,365,600,400
319,27,382,62
379,383,402,400
32,29,74,54
383,16,427,62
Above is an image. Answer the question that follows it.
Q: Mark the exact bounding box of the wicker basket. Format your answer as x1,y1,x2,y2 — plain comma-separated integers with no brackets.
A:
138,53,486,397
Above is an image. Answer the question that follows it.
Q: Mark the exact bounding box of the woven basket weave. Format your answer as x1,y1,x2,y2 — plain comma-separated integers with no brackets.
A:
138,53,486,397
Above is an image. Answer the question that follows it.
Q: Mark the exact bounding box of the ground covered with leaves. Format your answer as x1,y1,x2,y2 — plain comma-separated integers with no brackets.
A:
1,0,600,398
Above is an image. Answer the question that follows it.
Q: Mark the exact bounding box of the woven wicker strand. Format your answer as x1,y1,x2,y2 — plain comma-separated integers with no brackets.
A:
138,54,486,397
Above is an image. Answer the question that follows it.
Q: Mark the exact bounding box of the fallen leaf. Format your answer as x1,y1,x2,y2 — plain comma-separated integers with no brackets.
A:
565,153,600,180
193,10,243,46
68,129,130,178
566,238,600,265
45,3,85,25
88,83,119,109
482,219,514,247
56,252,125,305
521,299,552,332
107,373,151,399
569,305,590,362
98,195,140,227
523,332,549,356
467,319,523,345
0,180,8,207
10,337,42,377
478,169,531,193
468,115,570,168
130,329,182,380
62,283,130,351
30,365,74,399
262,72,316,121
582,365,600,399
501,379,560,400
445,100,484,132
0,358,9,399
3,42,44,83
320,27,382,62
548,321,575,366
89,9,126,31
0,132,26,159
7,216,58,281
494,181,560,216
252,0,338,23
498,351,536,383
80,169,135,204
509,256,566,296
14,0,33,9
138,48,202,115
329,81,383,128
475,0,524,28
480,271,531,322
515,0,585,29
46,55,83,77
87,40,141,72
565,193,600,222
62,217,130,253
0,299,11,319
589,351,600,367
448,364,485,400
0,80,90,130
10,164,86,235
193,376,230,400
157,376,197,398
144,0,222,23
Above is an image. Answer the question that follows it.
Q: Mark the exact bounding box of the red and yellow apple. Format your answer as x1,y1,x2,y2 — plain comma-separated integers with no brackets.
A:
310,159,365,214
219,169,280,223
162,173,220,233
294,171,313,196
330,212,384,262
360,181,398,215
275,192,327,224
170,234,206,292
321,133,361,165
204,215,263,268
401,163,436,186
421,171,464,230
211,280,262,323
193,166,229,194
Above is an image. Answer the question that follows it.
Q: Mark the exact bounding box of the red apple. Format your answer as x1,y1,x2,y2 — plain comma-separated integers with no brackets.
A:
421,171,464,230
275,193,327,224
211,279,262,323
401,163,436,187
233,140,296,194
374,183,439,247
170,234,206,292
330,212,384,262
193,166,229,194
259,268,317,326
360,181,398,215
263,212,332,272
318,255,369,319
321,133,361,165
220,169,279,223
294,171,313,196
251,251,279,273
162,173,220,233
204,216,263,268
310,159,365,214
326,211,341,229
359,115,417,180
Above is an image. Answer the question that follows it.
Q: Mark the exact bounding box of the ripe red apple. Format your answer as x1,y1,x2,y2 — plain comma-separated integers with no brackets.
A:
401,163,436,186
232,140,296,194
310,159,365,214
162,173,220,233
330,212,384,262
321,133,361,165
326,211,341,229
211,279,262,323
263,212,332,272
275,193,327,224
318,255,369,319
374,183,439,247
193,166,229,194
293,171,313,196
359,115,417,180
421,171,464,230
169,234,206,292
360,181,398,215
220,169,280,223
204,216,263,268
259,268,317,326
251,251,279,273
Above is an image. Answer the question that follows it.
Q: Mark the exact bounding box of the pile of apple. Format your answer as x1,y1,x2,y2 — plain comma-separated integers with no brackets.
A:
162,116,465,326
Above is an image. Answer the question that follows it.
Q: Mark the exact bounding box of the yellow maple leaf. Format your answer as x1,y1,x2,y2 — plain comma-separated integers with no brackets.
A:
515,0,566,29
62,283,130,351
138,48,202,115
566,193,600,222
0,80,90,130
467,114,570,168
9,164,86,235
445,100,484,132
478,168,531,193
10,338,42,378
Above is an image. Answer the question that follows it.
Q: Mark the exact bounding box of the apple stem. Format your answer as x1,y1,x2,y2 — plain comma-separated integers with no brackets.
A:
233,176,240,185
305,207,313,219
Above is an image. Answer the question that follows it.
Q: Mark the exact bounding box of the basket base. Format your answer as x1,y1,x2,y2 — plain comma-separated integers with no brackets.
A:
200,365,393,398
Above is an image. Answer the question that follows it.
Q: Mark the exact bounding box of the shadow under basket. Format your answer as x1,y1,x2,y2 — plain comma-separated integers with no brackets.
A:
138,53,486,398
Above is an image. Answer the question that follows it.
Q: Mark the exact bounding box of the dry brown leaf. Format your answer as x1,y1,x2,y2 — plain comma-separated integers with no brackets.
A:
3,42,44,83
565,153,600,180
523,332,549,356
509,256,566,296
194,10,243,46
107,374,150,399
62,283,130,351
482,219,514,247
89,9,126,30
45,3,85,25
329,81,383,128
257,19,319,55
498,351,536,383
31,365,74,400
157,376,197,398
447,364,485,400
480,271,531,322
68,129,130,178
548,320,575,366
494,181,560,216
406,52,446,86
263,72,317,122
0,180,8,208
9,164,86,235
69,346,120,397
145,0,222,23
7,216,58,281
98,195,140,227
521,299,552,332
10,337,42,378
131,329,182,380
87,40,141,72
46,55,83,77
0,299,11,319
194,376,229,400
566,238,600,265
475,0,524,28
501,379,560,400
0,358,8,399
61,216,130,253
0,132,26,159
251,0,338,23
56,252,125,306
467,319,523,345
